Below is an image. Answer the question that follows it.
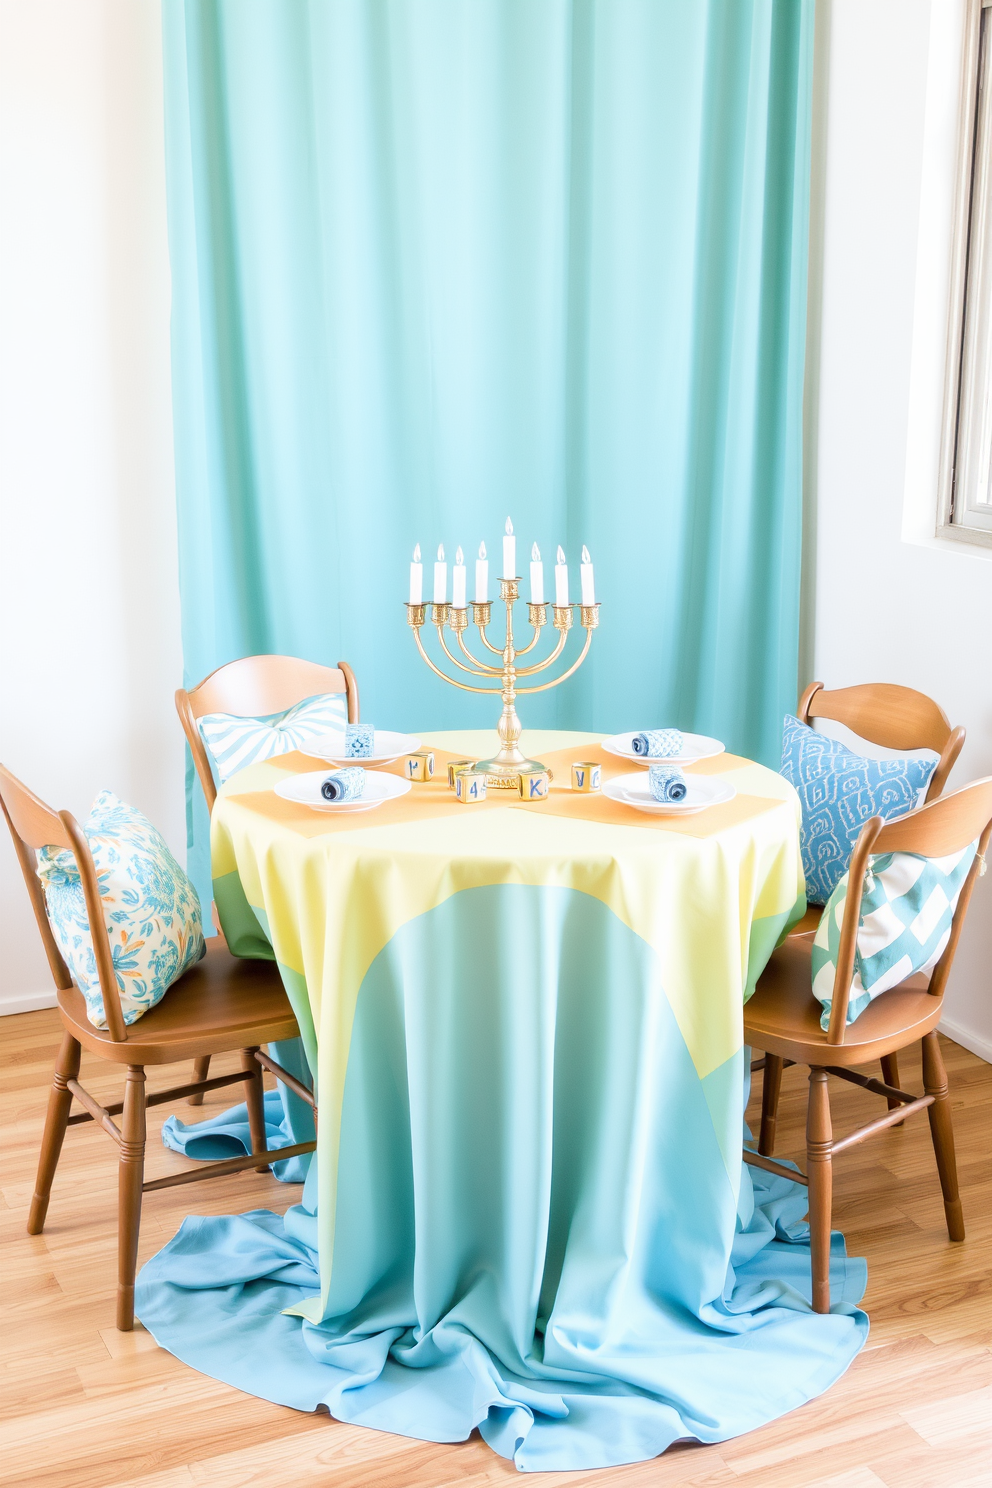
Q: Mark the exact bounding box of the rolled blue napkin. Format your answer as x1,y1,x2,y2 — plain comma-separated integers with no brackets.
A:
320,767,366,802
631,728,684,758
648,764,688,803
345,722,375,758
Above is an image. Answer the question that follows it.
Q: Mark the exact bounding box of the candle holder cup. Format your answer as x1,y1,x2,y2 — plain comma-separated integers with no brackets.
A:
406,574,600,789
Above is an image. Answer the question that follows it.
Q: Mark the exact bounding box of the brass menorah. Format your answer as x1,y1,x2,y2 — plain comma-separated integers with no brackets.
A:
405,576,600,788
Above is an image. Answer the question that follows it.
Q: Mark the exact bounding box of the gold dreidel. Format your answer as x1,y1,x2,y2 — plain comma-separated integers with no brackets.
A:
455,770,487,804
446,759,476,789
404,750,435,782
571,761,601,793
517,767,550,801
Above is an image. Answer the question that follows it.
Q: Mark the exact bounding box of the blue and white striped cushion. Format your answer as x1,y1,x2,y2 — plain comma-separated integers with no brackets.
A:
811,842,977,1029
197,692,348,784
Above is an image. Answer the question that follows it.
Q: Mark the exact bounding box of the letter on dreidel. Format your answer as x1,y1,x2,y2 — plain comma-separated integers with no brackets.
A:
517,767,549,800
455,770,486,803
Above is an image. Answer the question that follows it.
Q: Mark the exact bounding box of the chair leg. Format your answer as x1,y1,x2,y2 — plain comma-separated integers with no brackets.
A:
806,1068,833,1314
187,1054,211,1106
242,1048,269,1172
27,1033,81,1235
759,1053,785,1156
880,1053,904,1122
921,1032,965,1242
117,1066,146,1331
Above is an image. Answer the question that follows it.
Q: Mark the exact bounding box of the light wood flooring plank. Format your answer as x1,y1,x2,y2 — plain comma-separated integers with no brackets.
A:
897,1384,992,1446
1,1011,989,1488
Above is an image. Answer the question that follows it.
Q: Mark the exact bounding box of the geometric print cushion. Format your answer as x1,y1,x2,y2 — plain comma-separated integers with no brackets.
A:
780,714,938,905
36,790,206,1030
197,691,348,785
810,841,977,1030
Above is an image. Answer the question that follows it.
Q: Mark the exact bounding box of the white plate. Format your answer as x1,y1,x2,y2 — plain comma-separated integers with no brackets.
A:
298,729,422,766
601,731,725,766
274,769,412,813
603,771,736,816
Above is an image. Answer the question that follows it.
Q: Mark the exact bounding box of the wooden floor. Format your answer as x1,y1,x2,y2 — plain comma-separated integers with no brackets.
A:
1,1011,989,1488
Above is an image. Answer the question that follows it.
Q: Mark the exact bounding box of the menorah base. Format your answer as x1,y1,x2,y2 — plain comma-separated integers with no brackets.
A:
476,753,549,789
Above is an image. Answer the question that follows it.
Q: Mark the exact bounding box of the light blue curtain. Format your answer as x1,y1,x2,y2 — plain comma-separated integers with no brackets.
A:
162,0,813,905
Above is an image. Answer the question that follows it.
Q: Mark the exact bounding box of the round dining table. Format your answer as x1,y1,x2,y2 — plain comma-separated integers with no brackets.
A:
137,729,868,1473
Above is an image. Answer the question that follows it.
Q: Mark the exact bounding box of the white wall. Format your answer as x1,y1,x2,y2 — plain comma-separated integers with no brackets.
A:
0,0,185,1013
811,0,992,1059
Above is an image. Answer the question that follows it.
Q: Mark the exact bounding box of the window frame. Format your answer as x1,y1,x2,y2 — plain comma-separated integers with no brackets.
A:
938,0,992,547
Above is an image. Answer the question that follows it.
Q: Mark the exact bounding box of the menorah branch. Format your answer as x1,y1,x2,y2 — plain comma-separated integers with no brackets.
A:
456,628,503,675
436,624,499,679
515,628,568,678
517,626,593,693
410,619,503,696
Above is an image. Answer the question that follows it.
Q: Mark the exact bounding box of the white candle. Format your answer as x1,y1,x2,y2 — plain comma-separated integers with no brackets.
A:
409,544,423,605
580,545,595,605
554,545,569,607
433,544,447,603
475,541,488,602
530,543,544,604
502,517,516,578
452,546,466,608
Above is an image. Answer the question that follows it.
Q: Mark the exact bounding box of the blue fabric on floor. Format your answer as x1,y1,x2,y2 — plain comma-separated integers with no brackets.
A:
161,1039,314,1184
140,889,867,1473
137,1163,865,1472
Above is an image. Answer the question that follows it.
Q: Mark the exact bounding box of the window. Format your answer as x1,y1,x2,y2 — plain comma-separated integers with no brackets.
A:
940,0,992,543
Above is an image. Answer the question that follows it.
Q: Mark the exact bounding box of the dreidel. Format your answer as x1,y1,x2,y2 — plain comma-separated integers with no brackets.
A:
455,770,486,803
571,761,601,793
517,767,549,801
403,750,435,782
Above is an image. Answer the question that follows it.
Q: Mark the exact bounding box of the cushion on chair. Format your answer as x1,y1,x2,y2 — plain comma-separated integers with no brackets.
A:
811,842,977,1029
197,692,348,784
745,933,940,1066
780,714,937,904
36,791,206,1030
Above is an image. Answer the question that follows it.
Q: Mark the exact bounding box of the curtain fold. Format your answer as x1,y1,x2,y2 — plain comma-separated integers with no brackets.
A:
162,0,813,905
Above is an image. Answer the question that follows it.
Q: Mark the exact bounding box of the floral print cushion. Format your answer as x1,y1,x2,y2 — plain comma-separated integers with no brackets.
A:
36,791,206,1029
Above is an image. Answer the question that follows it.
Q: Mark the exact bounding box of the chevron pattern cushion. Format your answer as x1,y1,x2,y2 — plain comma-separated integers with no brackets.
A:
811,842,977,1029
198,692,348,784
780,715,938,904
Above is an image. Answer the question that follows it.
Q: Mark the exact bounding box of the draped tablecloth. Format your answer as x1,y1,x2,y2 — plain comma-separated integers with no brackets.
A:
137,729,867,1472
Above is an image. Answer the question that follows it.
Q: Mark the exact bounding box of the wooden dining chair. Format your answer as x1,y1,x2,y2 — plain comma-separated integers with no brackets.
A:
0,762,317,1331
743,776,992,1313
175,654,357,1104
769,681,966,1130
175,653,360,816
790,681,966,942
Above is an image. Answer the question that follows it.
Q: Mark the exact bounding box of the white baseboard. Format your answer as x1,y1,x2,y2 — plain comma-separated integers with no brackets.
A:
939,1014,992,1065
0,988,58,1017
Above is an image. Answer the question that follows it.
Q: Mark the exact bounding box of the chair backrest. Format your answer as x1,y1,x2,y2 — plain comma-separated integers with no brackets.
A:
175,655,360,812
798,681,965,802
0,763,128,1042
825,775,992,1044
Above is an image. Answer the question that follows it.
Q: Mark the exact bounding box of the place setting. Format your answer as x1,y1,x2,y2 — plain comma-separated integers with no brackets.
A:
275,722,419,813
599,727,736,816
